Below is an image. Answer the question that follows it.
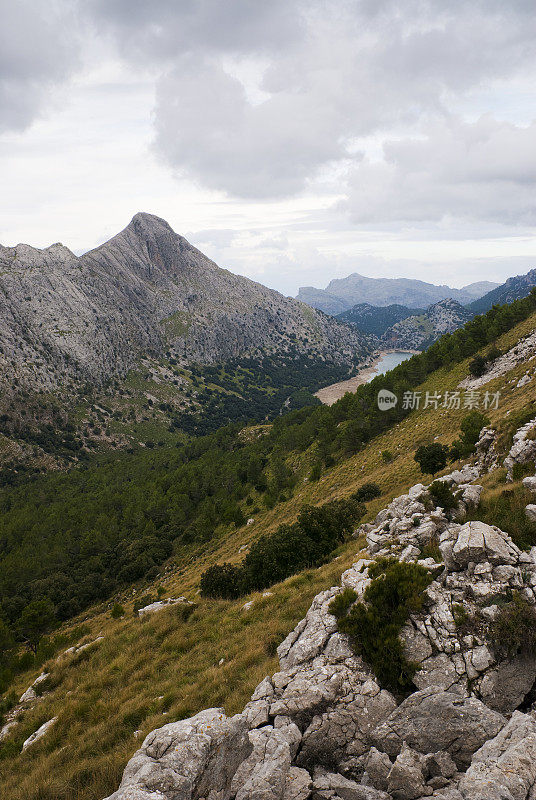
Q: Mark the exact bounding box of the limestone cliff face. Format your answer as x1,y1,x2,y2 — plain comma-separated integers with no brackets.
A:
0,213,368,390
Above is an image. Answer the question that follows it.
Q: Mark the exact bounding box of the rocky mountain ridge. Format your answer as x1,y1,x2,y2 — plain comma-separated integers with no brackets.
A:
380,299,472,351
0,213,368,391
297,275,497,316
103,421,536,800
467,268,536,316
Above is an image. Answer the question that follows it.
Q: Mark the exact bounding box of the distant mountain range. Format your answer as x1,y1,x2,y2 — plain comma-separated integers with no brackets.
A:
336,269,536,350
297,274,498,314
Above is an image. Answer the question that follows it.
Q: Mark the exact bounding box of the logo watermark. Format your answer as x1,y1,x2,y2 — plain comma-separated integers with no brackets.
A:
377,389,500,411
377,389,398,410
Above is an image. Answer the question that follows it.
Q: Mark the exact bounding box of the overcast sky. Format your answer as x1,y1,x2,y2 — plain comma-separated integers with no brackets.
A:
1,0,535,296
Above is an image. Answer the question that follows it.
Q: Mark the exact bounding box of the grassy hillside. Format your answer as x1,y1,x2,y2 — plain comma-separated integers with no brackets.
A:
1,304,536,798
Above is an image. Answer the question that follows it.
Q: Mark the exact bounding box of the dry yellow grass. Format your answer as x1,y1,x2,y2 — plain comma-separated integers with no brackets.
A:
2,311,536,799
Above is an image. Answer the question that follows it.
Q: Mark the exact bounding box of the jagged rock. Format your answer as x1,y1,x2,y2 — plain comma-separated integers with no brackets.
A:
231,726,293,800
312,769,389,800
476,656,536,714
474,427,498,473
297,679,396,770
525,504,536,522
283,767,312,800
137,598,192,617
422,752,457,780
104,708,251,800
522,476,536,493
270,659,347,729
277,590,339,670
458,485,482,510
371,688,505,768
363,747,392,792
459,711,536,800
504,417,536,480
447,521,520,568
386,744,430,800
22,717,57,751
19,671,50,704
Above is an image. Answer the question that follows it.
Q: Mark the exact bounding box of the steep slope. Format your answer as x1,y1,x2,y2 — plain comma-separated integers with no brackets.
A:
0,214,370,465
381,298,472,350
336,303,422,336
297,274,497,314
467,267,536,315
3,300,536,799
0,213,367,389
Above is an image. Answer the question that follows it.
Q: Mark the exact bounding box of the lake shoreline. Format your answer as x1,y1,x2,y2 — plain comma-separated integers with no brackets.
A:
315,349,419,406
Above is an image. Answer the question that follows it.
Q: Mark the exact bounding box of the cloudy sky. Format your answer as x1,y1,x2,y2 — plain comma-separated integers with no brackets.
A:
1,0,536,296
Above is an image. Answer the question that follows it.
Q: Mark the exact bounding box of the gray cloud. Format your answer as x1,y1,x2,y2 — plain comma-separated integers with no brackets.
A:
344,116,536,225
0,0,79,132
86,0,536,205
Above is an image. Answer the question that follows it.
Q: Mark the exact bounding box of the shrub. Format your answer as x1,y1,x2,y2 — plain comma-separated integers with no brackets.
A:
414,443,449,476
309,462,322,481
452,603,469,629
486,345,502,361
200,564,244,599
381,450,393,463
111,603,125,619
450,411,490,459
488,593,536,659
353,483,382,502
420,540,442,562
17,599,56,653
428,480,459,512
201,490,370,598
329,558,433,695
469,354,488,378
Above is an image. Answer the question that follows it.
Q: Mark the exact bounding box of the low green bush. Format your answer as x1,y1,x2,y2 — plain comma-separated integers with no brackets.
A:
488,592,536,659
111,603,125,619
329,558,433,695
450,411,490,460
428,480,459,512
200,488,375,598
415,443,449,476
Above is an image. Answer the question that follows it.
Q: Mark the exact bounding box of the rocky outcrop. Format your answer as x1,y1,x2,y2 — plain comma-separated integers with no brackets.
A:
22,717,57,751
459,330,536,393
503,416,536,480
104,708,251,800
105,425,536,800
137,598,194,618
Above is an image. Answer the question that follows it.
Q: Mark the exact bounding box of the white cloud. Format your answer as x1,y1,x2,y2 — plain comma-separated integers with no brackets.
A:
344,116,536,225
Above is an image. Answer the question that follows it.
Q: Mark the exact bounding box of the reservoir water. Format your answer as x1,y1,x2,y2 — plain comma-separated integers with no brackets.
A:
366,350,415,382
315,349,417,405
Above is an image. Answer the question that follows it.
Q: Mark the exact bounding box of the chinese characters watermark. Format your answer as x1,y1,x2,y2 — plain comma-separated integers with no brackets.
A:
377,389,500,411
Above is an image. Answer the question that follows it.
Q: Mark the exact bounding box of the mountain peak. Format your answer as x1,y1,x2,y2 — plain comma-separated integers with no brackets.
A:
126,212,176,240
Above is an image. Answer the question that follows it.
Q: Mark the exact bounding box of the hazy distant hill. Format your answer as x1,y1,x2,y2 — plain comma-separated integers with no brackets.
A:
297,273,498,314
467,268,536,315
